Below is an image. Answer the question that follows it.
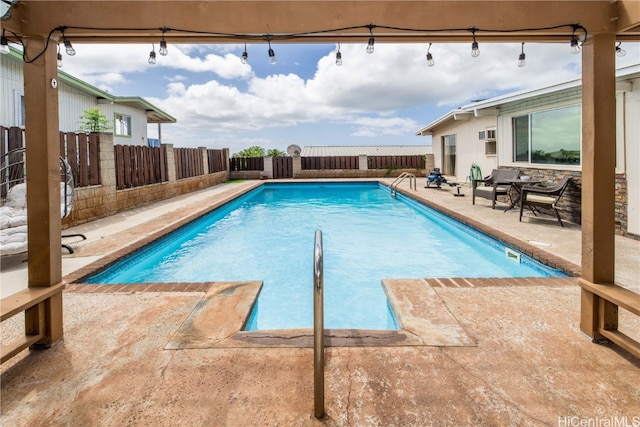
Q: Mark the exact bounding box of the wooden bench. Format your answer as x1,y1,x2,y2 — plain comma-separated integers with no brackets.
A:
1,282,65,364
578,278,640,358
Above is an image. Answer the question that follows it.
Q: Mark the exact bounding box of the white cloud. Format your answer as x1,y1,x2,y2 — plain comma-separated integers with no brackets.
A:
64,41,639,150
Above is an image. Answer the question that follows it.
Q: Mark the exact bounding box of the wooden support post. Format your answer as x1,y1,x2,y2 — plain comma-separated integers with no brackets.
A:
23,36,64,347
579,33,617,338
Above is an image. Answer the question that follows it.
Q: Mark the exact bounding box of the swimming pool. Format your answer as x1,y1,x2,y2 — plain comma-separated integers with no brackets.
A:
86,182,566,330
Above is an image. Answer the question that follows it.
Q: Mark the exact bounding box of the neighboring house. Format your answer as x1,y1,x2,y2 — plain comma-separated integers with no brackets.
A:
416,64,639,237
300,145,432,157
1,47,175,146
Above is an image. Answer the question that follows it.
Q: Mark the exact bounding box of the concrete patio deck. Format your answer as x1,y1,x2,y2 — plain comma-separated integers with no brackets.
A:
1,178,639,426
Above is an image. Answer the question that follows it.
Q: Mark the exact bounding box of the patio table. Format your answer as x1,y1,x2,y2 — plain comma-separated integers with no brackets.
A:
504,178,543,212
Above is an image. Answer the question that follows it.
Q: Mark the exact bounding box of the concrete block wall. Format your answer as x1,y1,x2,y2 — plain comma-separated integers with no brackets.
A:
64,133,229,228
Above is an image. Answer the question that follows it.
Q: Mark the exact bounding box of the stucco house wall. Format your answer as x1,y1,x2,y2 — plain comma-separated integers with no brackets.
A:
428,115,497,183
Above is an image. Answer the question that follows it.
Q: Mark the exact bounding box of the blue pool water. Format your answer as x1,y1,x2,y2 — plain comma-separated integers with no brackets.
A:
86,182,566,330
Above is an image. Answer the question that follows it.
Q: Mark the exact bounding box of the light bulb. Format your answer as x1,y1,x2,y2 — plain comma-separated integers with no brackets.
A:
518,43,526,67
366,37,375,54
616,43,626,57
57,52,63,68
426,52,435,67
570,36,580,54
335,51,342,66
518,53,526,67
159,40,168,56
64,39,76,56
148,50,156,64
471,40,480,57
241,50,248,64
0,35,9,55
268,48,277,64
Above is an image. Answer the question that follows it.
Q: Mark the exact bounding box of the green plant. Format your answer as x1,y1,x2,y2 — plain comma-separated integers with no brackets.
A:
232,146,266,158
78,108,112,133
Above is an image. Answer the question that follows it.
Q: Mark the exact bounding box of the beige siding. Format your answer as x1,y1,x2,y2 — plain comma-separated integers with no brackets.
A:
59,84,98,132
0,55,25,126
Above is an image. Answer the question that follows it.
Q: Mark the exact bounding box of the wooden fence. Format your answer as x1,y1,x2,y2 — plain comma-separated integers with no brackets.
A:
115,144,167,190
230,157,264,171
302,156,359,170
367,155,425,170
1,126,100,189
174,147,204,180
208,149,228,173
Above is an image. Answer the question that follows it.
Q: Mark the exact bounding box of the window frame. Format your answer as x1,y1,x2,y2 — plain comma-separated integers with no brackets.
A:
114,113,132,138
510,103,581,167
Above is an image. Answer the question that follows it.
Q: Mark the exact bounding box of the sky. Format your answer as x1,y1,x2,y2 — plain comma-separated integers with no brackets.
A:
58,41,639,155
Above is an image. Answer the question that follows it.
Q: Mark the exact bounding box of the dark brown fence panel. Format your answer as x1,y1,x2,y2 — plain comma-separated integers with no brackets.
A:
115,145,125,190
77,133,89,187
301,156,359,170
272,156,293,178
88,133,100,185
59,132,101,187
114,144,167,190
229,157,264,171
368,155,425,170
174,147,204,180
207,149,228,173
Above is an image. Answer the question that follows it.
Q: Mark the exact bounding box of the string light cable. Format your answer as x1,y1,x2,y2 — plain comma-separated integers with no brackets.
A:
3,23,589,65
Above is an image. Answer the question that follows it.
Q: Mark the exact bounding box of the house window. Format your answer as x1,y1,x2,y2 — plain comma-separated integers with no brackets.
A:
512,104,581,165
115,113,131,137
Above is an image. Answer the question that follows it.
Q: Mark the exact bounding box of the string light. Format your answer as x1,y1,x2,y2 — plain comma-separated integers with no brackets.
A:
569,25,582,54
148,44,156,64
471,28,480,57
616,42,626,57
366,25,375,54
57,45,63,67
241,43,248,64
6,23,590,65
518,42,526,67
266,36,277,64
0,31,9,55
335,43,343,66
159,28,168,56
426,43,434,67
62,31,76,56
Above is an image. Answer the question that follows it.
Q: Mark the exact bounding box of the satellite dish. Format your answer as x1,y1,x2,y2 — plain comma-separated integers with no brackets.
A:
287,144,301,157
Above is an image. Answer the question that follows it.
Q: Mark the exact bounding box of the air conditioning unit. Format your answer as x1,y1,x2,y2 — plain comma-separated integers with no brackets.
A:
478,129,496,141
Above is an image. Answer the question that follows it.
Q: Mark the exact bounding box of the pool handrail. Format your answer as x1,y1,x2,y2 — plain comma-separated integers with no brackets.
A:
390,172,416,196
313,229,325,419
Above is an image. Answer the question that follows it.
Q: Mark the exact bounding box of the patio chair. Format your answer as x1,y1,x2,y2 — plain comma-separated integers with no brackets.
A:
0,147,86,255
472,169,520,209
519,176,572,227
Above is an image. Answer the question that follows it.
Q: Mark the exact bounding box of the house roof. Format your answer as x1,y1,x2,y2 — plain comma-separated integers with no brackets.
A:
415,63,640,136
300,145,432,157
6,47,176,124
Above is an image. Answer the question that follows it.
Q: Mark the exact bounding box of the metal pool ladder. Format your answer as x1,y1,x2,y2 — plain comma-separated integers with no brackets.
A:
390,172,416,197
313,229,325,419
